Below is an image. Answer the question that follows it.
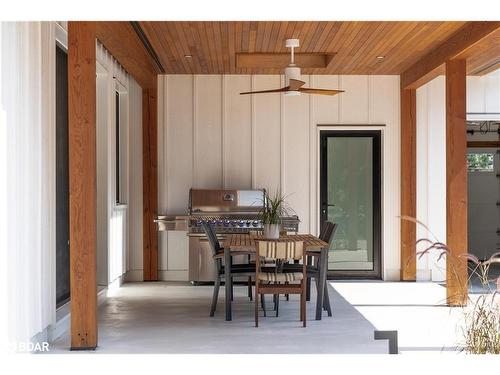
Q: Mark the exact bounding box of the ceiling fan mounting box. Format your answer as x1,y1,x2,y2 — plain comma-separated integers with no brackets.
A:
285,39,300,48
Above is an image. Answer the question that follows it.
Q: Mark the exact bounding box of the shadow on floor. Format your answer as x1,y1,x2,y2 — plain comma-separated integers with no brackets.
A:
49,281,388,354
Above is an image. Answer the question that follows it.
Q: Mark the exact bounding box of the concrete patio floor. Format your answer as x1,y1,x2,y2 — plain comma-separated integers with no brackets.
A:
49,281,468,354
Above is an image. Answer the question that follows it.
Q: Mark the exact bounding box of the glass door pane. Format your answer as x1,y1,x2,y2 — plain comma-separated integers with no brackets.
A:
320,131,381,277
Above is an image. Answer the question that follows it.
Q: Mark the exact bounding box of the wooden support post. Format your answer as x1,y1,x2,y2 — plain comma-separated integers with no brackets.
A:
446,59,468,306
68,21,98,349
400,87,417,280
142,86,158,281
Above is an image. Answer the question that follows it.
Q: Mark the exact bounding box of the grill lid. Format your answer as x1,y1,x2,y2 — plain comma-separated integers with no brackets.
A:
188,189,264,214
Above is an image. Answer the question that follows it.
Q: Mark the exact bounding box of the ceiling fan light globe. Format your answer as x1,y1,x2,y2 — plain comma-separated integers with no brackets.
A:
284,91,301,97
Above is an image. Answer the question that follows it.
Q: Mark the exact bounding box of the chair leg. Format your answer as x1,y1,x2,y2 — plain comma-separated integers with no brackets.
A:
210,276,220,317
271,282,277,311
231,278,234,301
314,277,324,319
306,256,313,301
306,277,311,301
302,280,307,327
323,281,332,317
248,276,253,301
275,287,280,317
261,293,267,317
285,282,289,301
255,283,259,327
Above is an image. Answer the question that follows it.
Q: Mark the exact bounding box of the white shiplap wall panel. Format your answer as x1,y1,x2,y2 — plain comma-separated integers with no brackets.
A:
253,75,282,193
369,76,399,124
467,76,485,113
224,75,252,189
466,70,500,118
166,75,194,215
484,70,500,114
283,75,311,232
427,77,446,280
416,85,430,279
369,75,401,280
339,75,370,123
309,75,341,235
416,76,447,282
311,75,340,124
156,73,402,280
194,75,223,189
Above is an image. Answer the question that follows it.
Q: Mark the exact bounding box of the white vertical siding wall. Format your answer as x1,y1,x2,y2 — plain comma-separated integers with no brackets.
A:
467,69,500,118
96,43,142,287
416,70,500,281
153,74,401,281
416,76,447,282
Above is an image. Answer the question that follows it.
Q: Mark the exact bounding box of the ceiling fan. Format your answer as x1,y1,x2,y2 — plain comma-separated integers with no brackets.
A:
240,39,344,97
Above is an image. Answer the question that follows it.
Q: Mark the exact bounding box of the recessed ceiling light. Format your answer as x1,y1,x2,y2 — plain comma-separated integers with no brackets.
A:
184,54,192,59
376,55,385,60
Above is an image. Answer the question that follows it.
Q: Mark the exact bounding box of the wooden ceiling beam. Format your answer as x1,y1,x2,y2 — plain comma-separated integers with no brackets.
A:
401,21,500,89
236,52,336,69
95,21,160,89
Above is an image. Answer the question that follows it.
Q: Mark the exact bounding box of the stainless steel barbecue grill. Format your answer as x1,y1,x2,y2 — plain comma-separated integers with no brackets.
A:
187,188,300,282
188,189,300,234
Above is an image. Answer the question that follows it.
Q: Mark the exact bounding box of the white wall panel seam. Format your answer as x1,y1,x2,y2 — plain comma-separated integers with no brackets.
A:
280,74,285,195
308,75,314,234
338,75,343,123
221,75,227,189
368,76,372,124
192,75,197,188
251,75,256,189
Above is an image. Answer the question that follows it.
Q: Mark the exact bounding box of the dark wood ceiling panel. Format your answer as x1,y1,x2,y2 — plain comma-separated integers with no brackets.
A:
139,21,499,75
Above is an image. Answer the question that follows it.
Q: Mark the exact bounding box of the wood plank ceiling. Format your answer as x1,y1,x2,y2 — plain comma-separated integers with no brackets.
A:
137,21,499,75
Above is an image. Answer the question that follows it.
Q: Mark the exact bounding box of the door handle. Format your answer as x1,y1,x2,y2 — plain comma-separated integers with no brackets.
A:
321,204,335,215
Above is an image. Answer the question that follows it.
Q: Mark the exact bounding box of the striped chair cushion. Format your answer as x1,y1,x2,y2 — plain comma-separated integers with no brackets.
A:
257,240,304,260
257,272,304,282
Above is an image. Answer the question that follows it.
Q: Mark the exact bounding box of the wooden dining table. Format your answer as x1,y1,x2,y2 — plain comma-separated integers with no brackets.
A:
223,233,330,321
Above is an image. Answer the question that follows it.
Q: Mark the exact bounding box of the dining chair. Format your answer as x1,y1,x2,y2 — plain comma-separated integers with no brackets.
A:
202,222,255,317
255,239,307,327
282,221,338,318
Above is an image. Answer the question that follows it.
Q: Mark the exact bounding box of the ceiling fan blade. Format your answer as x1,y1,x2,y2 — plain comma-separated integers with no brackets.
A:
298,88,344,96
240,87,289,95
288,79,306,91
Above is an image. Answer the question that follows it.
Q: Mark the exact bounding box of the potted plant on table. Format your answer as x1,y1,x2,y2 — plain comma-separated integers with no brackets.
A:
260,190,294,239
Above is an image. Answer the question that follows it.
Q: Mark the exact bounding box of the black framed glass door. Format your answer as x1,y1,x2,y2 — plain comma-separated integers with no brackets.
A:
320,130,381,278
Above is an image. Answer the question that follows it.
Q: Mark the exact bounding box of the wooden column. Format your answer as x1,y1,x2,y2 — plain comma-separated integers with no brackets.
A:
68,21,98,349
143,85,158,281
446,59,468,306
400,87,417,280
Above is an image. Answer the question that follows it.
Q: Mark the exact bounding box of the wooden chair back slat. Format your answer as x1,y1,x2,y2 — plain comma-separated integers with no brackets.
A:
256,240,304,260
